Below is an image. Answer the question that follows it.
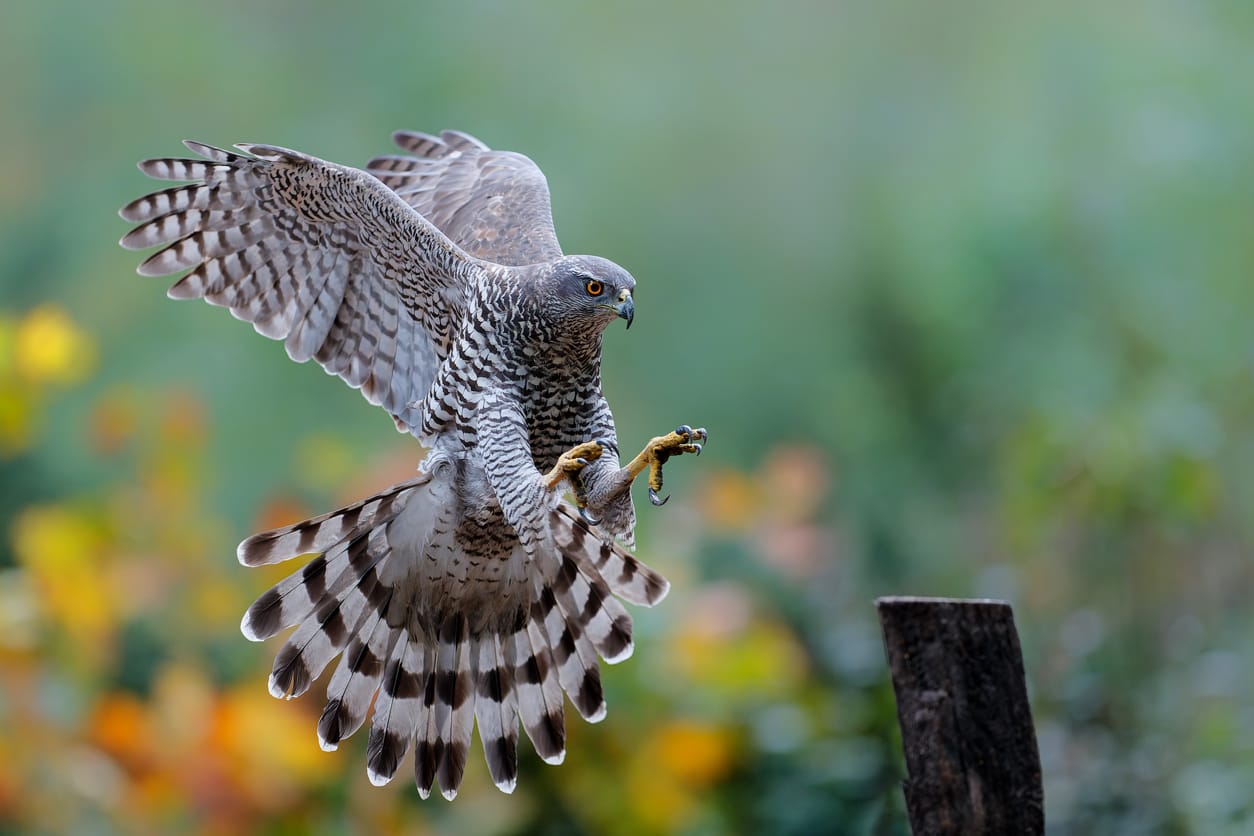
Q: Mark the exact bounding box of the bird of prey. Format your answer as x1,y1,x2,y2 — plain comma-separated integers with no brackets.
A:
119,128,706,799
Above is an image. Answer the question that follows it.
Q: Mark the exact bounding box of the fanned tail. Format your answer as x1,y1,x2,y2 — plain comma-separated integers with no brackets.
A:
238,470,669,799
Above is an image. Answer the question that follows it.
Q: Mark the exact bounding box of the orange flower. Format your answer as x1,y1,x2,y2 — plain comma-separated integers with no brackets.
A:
90,693,154,772
652,720,736,787
699,468,761,534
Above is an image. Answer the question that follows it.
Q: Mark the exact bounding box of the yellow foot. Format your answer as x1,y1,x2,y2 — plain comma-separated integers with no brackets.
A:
627,425,707,507
544,439,608,524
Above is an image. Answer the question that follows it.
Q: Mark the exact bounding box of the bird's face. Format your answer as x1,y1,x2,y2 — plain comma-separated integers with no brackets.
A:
549,255,636,332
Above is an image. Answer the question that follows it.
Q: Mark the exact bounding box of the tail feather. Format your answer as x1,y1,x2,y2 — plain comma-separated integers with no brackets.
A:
238,475,427,566
238,472,674,797
536,583,606,722
431,615,475,799
413,664,439,799
319,603,400,751
472,635,519,792
552,507,670,606
241,527,373,642
551,552,634,665
366,637,428,786
414,613,475,799
507,618,566,764
267,530,392,699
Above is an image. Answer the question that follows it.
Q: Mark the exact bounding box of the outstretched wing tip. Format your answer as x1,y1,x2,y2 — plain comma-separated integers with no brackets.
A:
232,142,267,156
234,143,312,163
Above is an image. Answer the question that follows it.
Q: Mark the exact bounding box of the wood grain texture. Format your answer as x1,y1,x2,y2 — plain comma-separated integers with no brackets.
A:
877,597,1044,836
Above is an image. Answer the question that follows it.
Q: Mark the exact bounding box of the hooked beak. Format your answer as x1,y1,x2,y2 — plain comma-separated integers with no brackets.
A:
616,289,634,330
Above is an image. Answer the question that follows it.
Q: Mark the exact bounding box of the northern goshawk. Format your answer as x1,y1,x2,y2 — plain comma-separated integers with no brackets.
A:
119,128,705,798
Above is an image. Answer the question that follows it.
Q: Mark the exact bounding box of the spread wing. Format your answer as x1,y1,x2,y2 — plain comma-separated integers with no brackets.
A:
120,141,484,433
364,130,564,267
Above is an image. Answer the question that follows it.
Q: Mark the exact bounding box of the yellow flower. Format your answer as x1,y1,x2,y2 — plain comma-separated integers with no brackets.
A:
672,585,809,699
11,505,117,663
13,305,95,385
624,720,737,832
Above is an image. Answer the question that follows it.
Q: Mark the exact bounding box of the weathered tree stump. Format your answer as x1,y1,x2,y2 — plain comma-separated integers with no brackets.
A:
877,596,1044,836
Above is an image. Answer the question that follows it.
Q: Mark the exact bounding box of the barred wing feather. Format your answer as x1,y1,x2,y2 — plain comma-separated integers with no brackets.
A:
119,140,479,433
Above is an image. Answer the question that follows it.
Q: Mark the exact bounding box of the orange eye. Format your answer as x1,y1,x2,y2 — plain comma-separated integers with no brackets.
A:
585,279,604,296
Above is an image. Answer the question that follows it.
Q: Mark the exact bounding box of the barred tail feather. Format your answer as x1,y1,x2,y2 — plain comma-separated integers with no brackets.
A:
550,552,634,665
267,531,392,700
241,529,370,642
238,474,429,567
507,620,566,765
366,637,429,786
536,582,606,722
552,506,670,606
236,477,672,798
241,494,418,643
412,614,476,800
472,635,519,792
318,605,400,751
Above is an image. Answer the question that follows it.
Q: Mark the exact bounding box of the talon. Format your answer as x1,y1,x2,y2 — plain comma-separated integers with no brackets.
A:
624,422,707,508
544,439,606,497
578,505,602,526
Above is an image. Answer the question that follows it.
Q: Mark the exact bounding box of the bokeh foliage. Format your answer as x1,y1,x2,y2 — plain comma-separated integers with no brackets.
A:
4,1,1254,833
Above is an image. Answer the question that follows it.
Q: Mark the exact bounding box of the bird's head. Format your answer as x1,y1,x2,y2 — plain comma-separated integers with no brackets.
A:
546,255,636,332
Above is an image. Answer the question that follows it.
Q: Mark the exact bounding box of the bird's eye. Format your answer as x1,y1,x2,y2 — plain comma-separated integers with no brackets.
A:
585,279,604,296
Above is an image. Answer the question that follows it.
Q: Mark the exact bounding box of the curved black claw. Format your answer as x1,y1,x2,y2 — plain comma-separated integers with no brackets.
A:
692,443,703,456
648,487,670,507
578,505,602,526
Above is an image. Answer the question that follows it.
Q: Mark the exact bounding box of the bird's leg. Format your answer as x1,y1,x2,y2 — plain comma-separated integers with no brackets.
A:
624,425,707,506
544,439,608,525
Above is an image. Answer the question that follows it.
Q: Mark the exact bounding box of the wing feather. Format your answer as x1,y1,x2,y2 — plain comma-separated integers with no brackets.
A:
365,130,563,266
121,140,481,433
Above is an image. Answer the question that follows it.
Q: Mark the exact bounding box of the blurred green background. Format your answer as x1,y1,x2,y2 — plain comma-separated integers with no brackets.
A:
4,0,1254,833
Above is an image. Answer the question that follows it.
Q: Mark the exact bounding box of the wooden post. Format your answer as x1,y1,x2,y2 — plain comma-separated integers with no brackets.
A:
876,597,1044,835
